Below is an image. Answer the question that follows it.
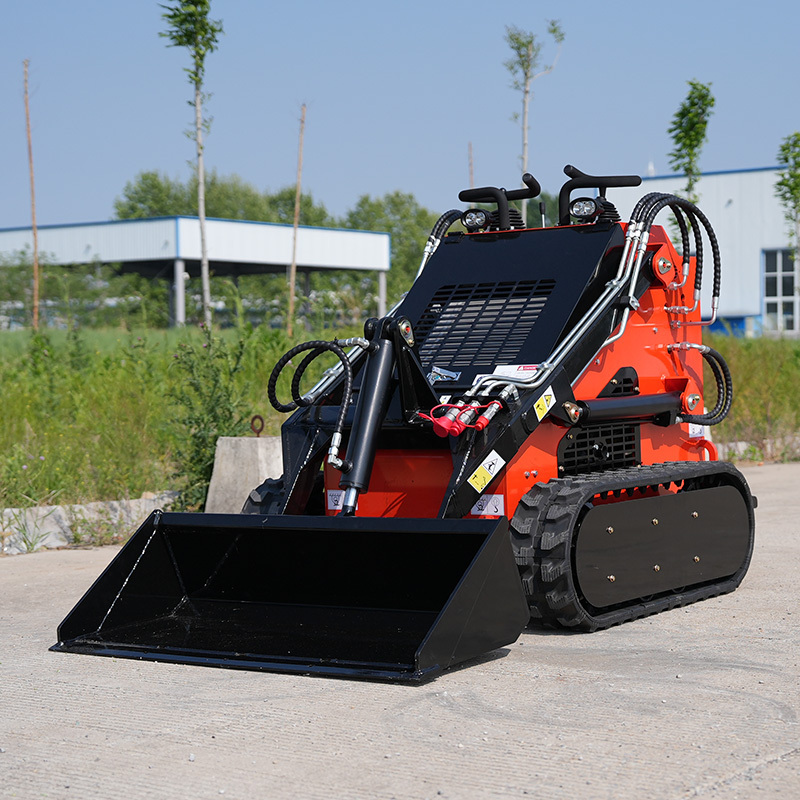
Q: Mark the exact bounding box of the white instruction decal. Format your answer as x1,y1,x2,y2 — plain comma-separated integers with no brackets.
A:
327,490,345,511
492,364,539,378
688,423,706,439
471,494,505,517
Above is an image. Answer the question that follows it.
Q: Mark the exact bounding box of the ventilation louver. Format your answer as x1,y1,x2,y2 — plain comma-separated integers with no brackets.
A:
558,423,640,476
415,279,556,370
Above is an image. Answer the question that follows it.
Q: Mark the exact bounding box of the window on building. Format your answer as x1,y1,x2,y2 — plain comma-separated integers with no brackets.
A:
763,249,796,332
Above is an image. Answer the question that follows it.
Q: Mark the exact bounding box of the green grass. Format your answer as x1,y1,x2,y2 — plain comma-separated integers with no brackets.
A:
0,324,359,511
706,333,800,461
2,326,799,513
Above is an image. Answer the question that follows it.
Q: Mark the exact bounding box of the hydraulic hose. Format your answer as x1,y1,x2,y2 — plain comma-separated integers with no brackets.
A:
268,339,355,438
412,209,462,282
640,195,722,301
431,209,463,239
680,347,733,426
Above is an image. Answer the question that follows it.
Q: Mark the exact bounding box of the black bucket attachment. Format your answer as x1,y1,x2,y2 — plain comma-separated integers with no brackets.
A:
52,511,529,682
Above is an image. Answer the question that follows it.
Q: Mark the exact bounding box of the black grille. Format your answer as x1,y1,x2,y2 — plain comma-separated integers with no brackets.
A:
415,279,555,370
558,423,640,476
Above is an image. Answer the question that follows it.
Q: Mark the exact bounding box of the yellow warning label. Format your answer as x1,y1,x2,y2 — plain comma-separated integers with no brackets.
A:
534,385,556,421
467,449,506,493
467,466,493,492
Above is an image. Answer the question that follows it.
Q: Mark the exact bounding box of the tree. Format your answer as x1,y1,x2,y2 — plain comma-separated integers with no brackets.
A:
776,132,800,258
114,171,190,219
344,191,439,304
667,80,715,204
267,185,333,227
160,0,224,328
504,20,564,225
114,170,331,224
114,170,334,327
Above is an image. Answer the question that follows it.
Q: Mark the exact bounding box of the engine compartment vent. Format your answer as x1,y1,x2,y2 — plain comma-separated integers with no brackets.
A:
558,423,641,476
415,280,556,370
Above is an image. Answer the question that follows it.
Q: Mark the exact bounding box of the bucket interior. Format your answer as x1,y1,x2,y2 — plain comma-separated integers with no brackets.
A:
54,513,526,680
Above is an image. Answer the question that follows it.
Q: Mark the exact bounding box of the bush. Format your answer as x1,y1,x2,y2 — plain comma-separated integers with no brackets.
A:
167,324,252,511
706,333,800,461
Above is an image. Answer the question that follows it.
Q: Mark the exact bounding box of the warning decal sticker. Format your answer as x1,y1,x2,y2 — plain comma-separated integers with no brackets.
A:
533,385,557,422
471,494,505,517
327,490,344,511
467,450,507,493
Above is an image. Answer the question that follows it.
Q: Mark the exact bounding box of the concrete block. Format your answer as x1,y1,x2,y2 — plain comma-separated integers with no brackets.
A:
1,491,178,554
205,436,283,513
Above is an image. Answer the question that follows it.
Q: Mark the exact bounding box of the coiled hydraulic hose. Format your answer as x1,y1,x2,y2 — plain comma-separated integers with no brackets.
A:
643,195,721,300
682,347,733,426
668,344,733,426
268,340,361,467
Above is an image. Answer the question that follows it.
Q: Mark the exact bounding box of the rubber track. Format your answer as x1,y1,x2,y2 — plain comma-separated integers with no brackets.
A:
510,461,756,632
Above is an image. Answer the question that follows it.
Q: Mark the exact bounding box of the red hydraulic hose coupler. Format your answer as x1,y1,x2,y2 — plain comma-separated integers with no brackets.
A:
474,384,516,431
433,401,466,437
449,406,478,436
474,400,504,431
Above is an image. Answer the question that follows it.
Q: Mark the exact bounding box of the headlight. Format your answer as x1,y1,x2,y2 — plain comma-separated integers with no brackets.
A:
461,208,490,232
569,197,600,220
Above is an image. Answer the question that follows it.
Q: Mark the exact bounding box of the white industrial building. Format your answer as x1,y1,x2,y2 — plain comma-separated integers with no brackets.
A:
0,216,391,326
611,167,793,335
1,171,793,335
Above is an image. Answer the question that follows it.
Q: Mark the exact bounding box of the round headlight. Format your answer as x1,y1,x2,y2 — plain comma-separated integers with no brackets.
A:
570,197,599,219
461,208,489,231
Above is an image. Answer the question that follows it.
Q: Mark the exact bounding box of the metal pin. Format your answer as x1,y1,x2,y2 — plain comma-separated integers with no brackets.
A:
651,518,659,526
607,575,616,582
653,565,661,572
606,526,614,534
691,511,699,519
694,556,700,563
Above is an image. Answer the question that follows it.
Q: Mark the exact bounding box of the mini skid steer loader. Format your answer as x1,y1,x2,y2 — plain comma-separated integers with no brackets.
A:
53,165,755,682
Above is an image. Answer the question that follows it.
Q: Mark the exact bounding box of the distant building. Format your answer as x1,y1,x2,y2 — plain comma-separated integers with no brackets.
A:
0,216,391,327
612,167,793,336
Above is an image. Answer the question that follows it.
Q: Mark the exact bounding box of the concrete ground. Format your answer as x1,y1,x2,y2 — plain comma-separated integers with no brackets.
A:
1,463,798,800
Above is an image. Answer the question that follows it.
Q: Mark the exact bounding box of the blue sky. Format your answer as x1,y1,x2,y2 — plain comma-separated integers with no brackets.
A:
2,0,798,228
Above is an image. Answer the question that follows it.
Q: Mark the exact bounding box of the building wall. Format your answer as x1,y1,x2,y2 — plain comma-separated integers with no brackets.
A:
0,217,390,272
0,218,177,264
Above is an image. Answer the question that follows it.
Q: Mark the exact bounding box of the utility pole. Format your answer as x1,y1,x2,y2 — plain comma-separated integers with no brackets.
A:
23,59,40,331
287,103,306,338
468,141,475,188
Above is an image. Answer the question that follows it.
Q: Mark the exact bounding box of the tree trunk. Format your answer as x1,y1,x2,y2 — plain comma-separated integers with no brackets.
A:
23,60,40,331
195,84,211,328
521,43,532,227
287,104,306,338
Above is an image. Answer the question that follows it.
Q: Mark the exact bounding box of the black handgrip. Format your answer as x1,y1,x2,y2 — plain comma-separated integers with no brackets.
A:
559,165,642,225
458,186,509,229
563,164,642,190
459,174,541,230
506,173,542,201
458,186,505,204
